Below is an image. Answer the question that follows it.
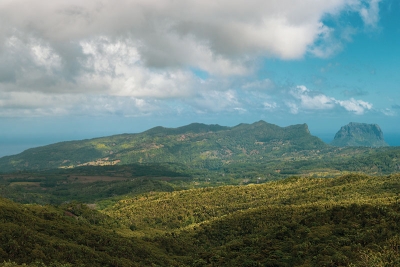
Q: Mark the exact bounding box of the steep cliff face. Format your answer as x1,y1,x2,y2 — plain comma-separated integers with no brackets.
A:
331,122,389,147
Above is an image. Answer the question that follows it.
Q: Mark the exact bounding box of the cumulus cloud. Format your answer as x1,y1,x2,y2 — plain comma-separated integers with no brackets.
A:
0,0,349,60
288,85,372,115
0,0,383,116
290,85,335,110
79,37,198,98
336,98,372,115
0,0,382,70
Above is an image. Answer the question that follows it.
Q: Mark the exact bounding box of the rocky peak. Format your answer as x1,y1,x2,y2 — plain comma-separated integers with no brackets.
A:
331,122,389,147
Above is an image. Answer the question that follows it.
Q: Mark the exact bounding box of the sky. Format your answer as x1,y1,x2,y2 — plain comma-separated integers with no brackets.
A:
1,0,400,157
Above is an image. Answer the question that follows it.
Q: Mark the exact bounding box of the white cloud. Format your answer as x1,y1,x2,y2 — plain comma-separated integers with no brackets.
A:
290,86,335,110
289,85,372,115
337,98,372,115
309,25,344,58
0,0,380,72
30,43,61,72
263,101,278,111
0,0,383,117
79,37,198,99
359,0,381,27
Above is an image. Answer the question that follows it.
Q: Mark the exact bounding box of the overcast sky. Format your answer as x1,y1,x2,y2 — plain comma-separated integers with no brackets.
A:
1,0,400,156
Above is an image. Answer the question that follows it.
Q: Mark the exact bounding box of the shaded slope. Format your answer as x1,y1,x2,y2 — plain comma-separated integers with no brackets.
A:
0,198,179,266
176,202,400,266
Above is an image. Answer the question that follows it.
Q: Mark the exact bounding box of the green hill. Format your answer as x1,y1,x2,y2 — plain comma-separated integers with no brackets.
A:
0,198,179,267
104,173,400,231
1,120,400,178
0,174,399,266
0,121,328,172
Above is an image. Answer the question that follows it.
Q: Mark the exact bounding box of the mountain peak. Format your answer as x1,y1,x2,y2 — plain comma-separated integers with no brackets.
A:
144,123,229,136
331,122,388,147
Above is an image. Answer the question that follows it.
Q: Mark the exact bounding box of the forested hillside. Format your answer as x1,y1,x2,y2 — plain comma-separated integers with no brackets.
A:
0,197,179,266
0,121,327,172
1,174,399,266
1,121,399,178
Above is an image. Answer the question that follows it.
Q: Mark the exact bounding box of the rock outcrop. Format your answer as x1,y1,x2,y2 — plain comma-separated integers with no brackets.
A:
331,122,389,147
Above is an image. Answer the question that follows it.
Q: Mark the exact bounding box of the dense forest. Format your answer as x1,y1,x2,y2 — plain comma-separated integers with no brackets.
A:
0,173,399,266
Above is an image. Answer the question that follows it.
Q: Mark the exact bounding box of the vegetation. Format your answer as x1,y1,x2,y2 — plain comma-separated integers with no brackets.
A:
331,122,389,147
0,173,399,266
1,121,399,179
0,163,189,207
0,121,399,266
0,197,179,266
0,121,328,172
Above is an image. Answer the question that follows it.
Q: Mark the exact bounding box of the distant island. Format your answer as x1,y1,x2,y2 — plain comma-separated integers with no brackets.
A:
331,122,389,148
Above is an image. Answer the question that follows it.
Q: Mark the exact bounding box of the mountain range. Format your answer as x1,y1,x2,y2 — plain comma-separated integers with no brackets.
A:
0,121,327,172
0,120,398,175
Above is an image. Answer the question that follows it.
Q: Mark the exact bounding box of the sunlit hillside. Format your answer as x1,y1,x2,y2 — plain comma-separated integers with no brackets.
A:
1,174,399,266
